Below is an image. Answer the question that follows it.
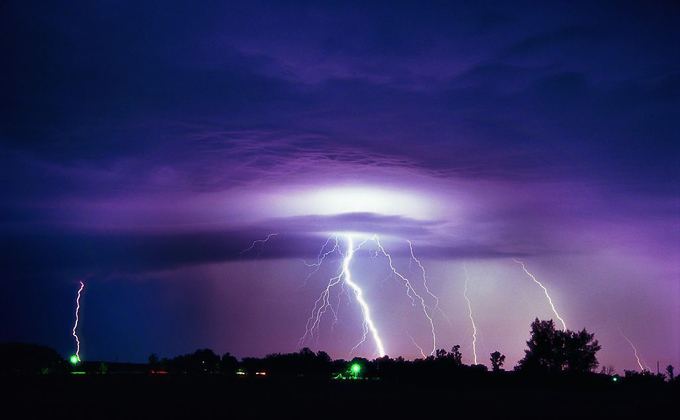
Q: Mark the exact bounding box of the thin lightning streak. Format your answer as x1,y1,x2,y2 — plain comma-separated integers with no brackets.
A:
300,267,344,345
240,233,278,254
463,264,478,365
350,318,370,356
72,281,85,361
375,236,437,356
408,334,427,359
301,235,339,286
621,331,649,371
303,235,338,268
300,235,342,343
407,240,450,324
513,259,567,331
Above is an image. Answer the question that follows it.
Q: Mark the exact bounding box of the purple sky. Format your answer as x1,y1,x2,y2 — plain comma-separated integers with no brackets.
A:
1,1,678,371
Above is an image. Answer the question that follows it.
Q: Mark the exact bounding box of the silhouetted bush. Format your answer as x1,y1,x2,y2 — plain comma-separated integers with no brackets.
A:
490,351,505,372
0,342,67,375
516,318,601,374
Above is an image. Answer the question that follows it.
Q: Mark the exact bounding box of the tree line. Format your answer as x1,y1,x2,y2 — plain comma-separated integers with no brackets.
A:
1,318,677,386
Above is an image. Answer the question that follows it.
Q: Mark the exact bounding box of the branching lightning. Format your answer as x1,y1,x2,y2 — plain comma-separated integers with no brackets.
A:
300,233,440,358
300,262,344,346
462,264,478,365
513,259,567,331
301,235,339,285
407,240,450,324
620,331,649,371
375,236,437,356
72,281,85,362
240,233,278,254
408,333,427,359
300,235,385,357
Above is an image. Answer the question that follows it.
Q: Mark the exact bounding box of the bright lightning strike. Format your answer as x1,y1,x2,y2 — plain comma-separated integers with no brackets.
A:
375,236,437,356
513,259,567,331
342,235,386,357
240,233,278,254
620,331,649,372
462,264,478,365
300,235,385,357
300,234,439,358
71,281,85,362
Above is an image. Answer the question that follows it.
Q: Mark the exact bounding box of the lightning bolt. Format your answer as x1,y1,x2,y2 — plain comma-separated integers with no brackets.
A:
300,261,344,346
407,333,427,359
620,331,650,371
463,264,478,365
407,240,450,324
301,235,340,285
513,259,567,331
240,233,278,254
342,235,386,357
72,281,85,362
375,235,437,356
299,234,439,358
300,235,385,357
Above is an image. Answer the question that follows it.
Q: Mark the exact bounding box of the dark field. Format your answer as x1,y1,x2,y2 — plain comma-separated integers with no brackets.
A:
5,375,674,419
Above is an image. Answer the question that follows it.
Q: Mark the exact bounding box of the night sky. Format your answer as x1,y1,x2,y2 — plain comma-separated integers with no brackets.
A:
1,1,678,371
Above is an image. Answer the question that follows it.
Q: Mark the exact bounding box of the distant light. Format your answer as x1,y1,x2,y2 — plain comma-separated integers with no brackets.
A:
70,371,86,375
351,363,361,375
612,376,619,382
236,369,247,376
255,371,267,376
70,355,80,365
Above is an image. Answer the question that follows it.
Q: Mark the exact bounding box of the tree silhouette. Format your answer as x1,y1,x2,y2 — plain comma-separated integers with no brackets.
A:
435,348,448,359
490,351,505,372
221,352,238,374
148,353,159,369
450,345,463,366
517,318,601,374
666,365,674,381
0,343,66,375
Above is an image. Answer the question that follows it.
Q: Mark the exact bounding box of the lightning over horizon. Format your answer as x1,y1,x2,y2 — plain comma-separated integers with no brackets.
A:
374,236,437,356
513,259,567,331
298,233,442,358
463,265,479,365
300,234,385,357
71,281,85,363
342,235,386,357
2,0,678,378
621,331,650,372
407,240,450,325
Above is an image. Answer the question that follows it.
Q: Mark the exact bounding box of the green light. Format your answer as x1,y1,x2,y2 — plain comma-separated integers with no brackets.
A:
351,363,361,375
612,376,618,382
70,355,80,365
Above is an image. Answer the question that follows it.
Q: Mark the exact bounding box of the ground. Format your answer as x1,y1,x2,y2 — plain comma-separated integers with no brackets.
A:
4,375,674,419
